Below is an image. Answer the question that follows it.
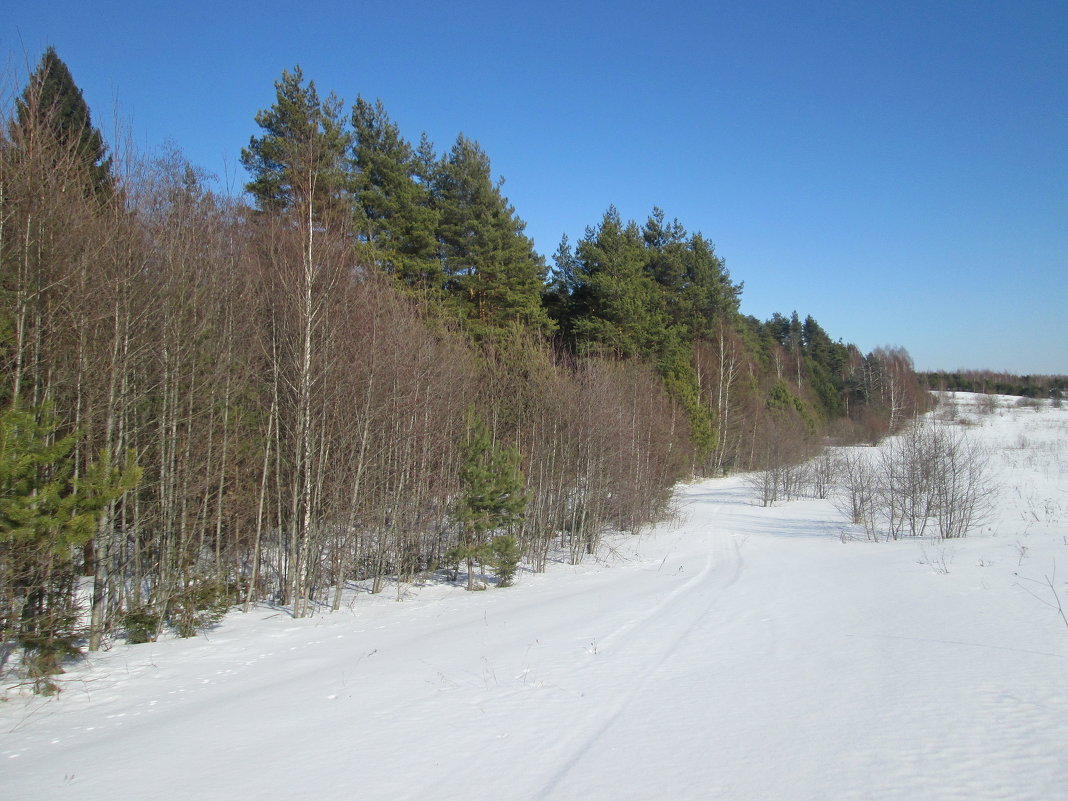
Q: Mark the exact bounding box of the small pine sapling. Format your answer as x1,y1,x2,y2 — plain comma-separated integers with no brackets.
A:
452,410,527,590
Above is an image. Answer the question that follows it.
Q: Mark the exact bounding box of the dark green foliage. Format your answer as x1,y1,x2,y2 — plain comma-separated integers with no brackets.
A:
642,208,740,338
556,207,739,455
489,534,520,587
240,66,350,216
121,607,161,644
766,379,814,428
21,628,80,695
0,406,140,554
166,577,234,638
453,410,527,590
658,338,716,457
351,97,443,295
434,136,552,336
0,405,140,690
919,370,1067,399
800,315,849,418
563,206,667,356
14,47,113,197
441,545,465,583
562,208,735,350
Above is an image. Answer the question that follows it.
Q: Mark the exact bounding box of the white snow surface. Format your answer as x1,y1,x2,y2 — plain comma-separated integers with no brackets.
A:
3,394,1067,800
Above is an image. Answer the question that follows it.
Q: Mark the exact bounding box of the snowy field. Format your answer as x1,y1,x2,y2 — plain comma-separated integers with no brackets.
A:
3,393,1067,800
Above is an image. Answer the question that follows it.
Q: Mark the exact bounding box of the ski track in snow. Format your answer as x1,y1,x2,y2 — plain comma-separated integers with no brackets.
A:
2,394,1068,801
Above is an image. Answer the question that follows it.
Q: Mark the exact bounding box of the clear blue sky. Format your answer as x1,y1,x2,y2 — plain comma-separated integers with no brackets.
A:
4,1,1066,374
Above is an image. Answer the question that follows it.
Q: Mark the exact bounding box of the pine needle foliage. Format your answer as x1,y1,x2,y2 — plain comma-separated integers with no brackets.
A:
0,405,140,690
453,409,526,590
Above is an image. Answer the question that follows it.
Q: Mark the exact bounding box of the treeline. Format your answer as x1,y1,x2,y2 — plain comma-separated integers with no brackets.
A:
0,51,926,685
920,370,1066,399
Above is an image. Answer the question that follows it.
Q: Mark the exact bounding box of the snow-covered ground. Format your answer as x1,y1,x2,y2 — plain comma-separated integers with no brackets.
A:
3,393,1067,800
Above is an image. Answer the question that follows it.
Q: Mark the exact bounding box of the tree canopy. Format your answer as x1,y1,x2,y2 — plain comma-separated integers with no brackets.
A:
13,46,113,197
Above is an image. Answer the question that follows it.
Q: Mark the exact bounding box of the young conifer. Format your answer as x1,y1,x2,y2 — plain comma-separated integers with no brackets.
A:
452,410,526,590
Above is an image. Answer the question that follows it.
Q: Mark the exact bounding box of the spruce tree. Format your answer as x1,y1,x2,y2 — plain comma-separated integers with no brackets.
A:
14,46,113,198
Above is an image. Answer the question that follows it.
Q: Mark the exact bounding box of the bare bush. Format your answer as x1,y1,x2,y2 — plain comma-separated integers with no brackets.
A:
876,424,939,540
805,448,841,500
746,467,781,508
746,419,817,506
934,393,959,423
975,393,999,415
929,427,993,539
832,449,879,539
833,422,991,541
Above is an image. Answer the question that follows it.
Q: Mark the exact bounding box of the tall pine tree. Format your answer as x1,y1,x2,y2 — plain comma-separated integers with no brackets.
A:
564,206,667,356
240,66,350,219
433,135,551,337
350,97,442,296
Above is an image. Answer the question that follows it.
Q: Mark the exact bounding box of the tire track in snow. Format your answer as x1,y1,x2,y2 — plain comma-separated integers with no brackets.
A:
532,531,743,799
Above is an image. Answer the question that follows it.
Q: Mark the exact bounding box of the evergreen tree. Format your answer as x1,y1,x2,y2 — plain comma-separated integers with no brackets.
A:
801,315,848,418
566,206,667,356
641,208,693,335
543,234,578,328
678,232,740,336
451,411,526,590
433,135,551,336
559,207,726,456
0,405,139,690
350,97,442,295
641,209,740,340
240,66,350,218
13,46,113,198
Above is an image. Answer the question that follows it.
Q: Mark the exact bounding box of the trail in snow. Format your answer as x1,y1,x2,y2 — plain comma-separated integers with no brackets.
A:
2,394,1067,801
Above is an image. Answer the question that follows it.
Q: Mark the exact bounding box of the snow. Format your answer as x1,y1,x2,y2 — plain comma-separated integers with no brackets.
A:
3,393,1067,800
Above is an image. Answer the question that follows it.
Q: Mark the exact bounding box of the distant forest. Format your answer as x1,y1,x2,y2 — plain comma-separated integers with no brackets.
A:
919,371,1066,399
1,50,931,684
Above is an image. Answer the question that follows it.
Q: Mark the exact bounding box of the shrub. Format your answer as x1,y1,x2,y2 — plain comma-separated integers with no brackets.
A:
122,607,161,644
490,534,521,587
166,578,234,638
833,422,991,541
975,393,998,415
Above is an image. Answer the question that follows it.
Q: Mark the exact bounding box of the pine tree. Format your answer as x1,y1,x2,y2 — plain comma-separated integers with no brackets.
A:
434,135,551,336
0,405,139,690
566,206,667,356
641,209,739,339
240,66,350,218
801,315,848,418
13,46,113,198
543,234,578,330
452,411,526,590
350,97,442,295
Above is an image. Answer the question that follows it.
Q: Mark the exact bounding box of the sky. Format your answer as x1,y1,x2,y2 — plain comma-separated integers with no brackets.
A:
3,1,1065,374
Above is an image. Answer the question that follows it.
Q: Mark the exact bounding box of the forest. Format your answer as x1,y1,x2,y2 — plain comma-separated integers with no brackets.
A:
0,49,929,687
920,370,1066,399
